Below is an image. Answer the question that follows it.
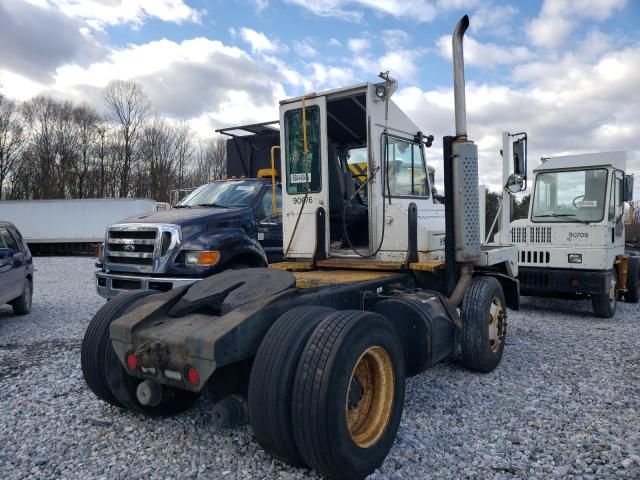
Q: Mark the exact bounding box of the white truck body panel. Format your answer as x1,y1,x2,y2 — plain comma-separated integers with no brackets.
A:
0,198,163,243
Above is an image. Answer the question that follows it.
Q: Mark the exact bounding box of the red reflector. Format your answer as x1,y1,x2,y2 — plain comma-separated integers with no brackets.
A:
186,366,200,385
126,353,138,370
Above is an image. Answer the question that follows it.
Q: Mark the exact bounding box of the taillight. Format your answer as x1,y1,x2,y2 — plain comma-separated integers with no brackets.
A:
185,366,200,386
126,353,138,370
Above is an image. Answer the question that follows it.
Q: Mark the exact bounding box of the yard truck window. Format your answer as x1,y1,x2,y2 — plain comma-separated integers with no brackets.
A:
532,169,608,223
284,106,321,194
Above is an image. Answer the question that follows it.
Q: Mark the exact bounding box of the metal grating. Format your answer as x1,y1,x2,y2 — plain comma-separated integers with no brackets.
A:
520,249,551,265
511,226,527,243
528,226,552,244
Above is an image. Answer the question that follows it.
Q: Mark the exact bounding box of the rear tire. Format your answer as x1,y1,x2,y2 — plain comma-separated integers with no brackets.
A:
11,278,33,315
248,305,335,465
624,257,640,303
292,310,405,480
460,277,507,373
81,290,157,407
592,270,618,318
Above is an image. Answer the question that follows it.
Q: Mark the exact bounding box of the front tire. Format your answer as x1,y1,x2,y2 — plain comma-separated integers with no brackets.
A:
592,270,618,318
460,277,507,373
248,305,335,465
292,310,405,480
11,278,33,315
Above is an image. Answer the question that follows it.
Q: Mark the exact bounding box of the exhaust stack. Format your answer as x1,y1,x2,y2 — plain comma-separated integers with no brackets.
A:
447,15,481,268
452,15,469,140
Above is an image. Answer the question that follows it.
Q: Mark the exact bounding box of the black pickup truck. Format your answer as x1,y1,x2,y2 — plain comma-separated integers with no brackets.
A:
96,178,282,299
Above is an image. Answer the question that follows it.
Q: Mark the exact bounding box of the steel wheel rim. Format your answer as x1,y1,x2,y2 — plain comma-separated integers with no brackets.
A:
345,346,394,448
488,297,505,353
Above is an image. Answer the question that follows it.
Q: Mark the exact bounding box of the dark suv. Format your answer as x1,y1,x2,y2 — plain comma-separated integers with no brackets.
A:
0,221,33,315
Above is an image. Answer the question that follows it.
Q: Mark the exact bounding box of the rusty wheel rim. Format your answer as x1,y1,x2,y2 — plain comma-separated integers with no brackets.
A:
488,297,506,353
345,346,395,448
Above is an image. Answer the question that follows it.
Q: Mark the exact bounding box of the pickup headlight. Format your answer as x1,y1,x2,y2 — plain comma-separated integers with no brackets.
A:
185,250,220,266
568,254,582,264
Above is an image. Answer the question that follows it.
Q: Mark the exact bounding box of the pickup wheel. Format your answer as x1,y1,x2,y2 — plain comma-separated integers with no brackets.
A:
292,311,405,480
11,278,33,315
624,257,640,303
592,270,618,318
81,290,157,408
248,305,336,466
460,277,507,373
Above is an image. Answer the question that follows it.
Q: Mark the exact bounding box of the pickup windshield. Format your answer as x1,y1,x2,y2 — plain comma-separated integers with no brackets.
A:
531,168,608,223
177,180,262,208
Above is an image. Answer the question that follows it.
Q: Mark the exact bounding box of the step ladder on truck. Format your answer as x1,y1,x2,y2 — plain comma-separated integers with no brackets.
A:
81,16,524,480
493,134,638,318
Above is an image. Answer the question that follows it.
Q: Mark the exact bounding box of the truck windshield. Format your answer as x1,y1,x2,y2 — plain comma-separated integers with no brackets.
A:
177,180,262,208
531,168,608,223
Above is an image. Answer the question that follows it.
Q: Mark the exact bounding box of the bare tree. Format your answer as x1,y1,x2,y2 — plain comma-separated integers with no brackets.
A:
139,117,179,202
0,94,26,198
72,103,100,197
174,120,194,190
194,137,226,185
103,80,150,197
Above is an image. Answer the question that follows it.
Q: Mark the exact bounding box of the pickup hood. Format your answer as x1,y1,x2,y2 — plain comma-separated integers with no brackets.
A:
115,206,254,228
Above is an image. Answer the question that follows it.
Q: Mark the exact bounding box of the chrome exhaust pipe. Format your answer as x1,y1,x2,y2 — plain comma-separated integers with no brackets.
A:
452,15,469,140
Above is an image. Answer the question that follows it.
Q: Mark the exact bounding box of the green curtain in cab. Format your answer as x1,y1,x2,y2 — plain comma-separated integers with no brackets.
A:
285,106,321,194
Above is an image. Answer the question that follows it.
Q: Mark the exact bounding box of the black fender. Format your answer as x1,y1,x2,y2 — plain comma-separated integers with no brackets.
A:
474,271,520,311
371,295,457,377
165,228,268,276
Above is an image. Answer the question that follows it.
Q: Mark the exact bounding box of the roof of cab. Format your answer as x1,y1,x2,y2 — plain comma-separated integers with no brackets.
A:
534,151,626,173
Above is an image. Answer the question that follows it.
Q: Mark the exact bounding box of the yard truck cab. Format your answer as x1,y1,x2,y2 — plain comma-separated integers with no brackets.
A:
82,16,524,480
506,149,639,317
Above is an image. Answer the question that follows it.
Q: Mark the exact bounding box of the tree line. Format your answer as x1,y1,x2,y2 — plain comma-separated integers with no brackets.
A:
0,80,226,203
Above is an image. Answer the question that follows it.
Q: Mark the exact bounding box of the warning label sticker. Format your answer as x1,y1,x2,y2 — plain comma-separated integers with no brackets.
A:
290,173,311,184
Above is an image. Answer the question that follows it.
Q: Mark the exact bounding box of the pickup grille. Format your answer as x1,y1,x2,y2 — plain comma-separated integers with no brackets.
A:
105,224,179,273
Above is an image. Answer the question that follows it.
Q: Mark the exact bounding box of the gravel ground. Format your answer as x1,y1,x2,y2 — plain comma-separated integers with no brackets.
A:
1,256,639,479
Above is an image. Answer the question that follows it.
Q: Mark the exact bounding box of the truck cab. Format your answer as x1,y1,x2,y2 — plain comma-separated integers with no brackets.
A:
510,151,638,316
95,175,282,299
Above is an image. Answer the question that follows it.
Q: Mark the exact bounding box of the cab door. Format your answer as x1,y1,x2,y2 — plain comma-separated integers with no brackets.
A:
279,97,330,259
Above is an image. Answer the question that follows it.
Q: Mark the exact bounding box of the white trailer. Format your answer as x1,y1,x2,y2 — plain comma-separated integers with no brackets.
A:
494,145,639,317
0,198,167,254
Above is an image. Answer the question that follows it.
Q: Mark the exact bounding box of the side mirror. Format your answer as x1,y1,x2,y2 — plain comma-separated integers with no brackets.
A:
0,248,13,259
623,175,634,202
512,137,527,179
506,173,525,193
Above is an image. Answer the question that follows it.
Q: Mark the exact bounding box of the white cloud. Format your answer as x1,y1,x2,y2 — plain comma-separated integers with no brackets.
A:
381,29,409,49
527,0,627,48
348,38,370,53
43,0,203,30
328,38,342,47
437,34,534,68
284,0,437,23
470,3,518,37
395,42,640,192
377,51,419,82
296,40,318,58
251,0,269,13
239,28,285,54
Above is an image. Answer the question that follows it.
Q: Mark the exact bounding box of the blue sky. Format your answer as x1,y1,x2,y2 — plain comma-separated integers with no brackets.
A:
1,0,639,190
